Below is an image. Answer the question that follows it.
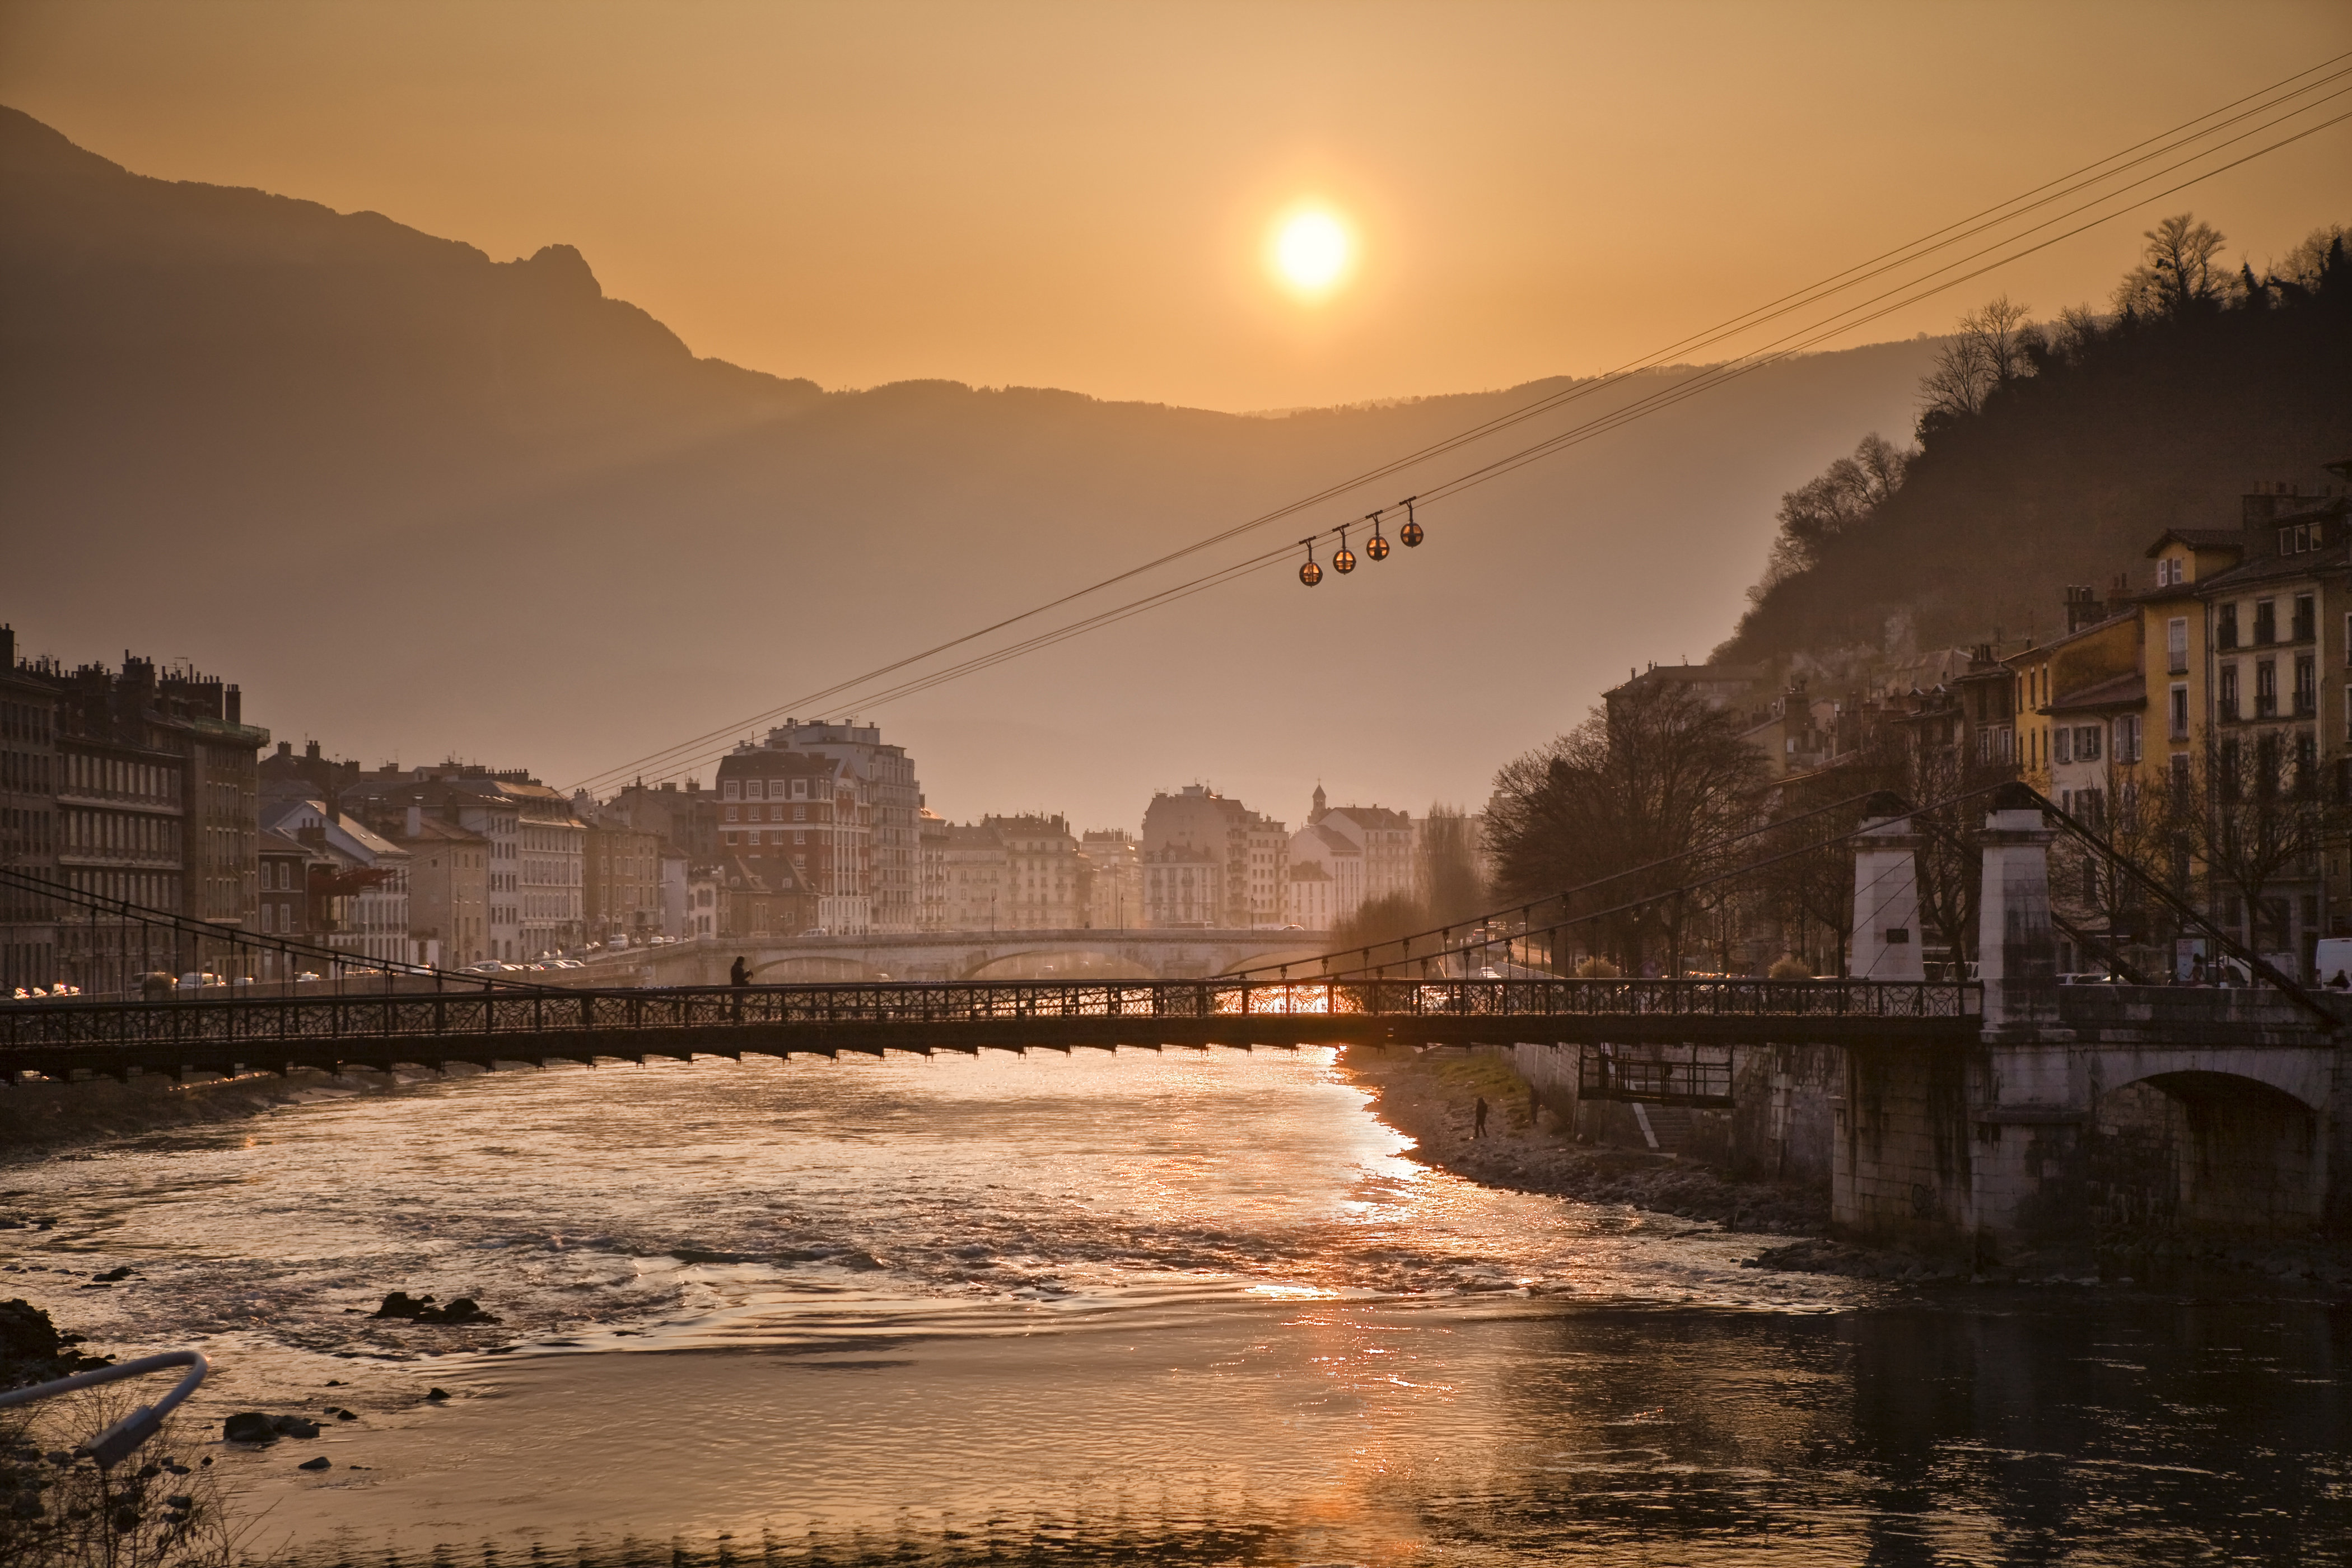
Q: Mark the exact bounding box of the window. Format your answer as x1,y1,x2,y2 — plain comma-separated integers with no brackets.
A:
2218,603,2239,650
722,780,740,800
2170,684,2189,739
723,831,738,846
2078,725,2102,762
2219,664,2239,719
2297,732,2320,799
2295,594,2317,642
2257,660,2278,717
724,805,739,822
2296,653,2317,716
2054,727,2071,764
2167,618,2189,673
2157,556,2181,587
2255,599,2277,645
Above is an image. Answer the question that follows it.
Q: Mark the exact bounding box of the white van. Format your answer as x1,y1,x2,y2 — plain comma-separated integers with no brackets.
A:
2313,937,2352,988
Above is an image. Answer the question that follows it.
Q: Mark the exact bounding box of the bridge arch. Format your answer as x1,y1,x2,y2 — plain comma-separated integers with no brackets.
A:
958,948,1161,981
2089,1067,2325,1236
749,954,894,984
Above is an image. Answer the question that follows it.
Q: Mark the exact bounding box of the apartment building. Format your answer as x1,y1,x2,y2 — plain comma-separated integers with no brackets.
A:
986,813,1082,929
0,628,59,991
919,809,950,931
767,721,922,932
1140,784,1286,927
944,820,1007,931
715,744,871,934
1079,828,1140,930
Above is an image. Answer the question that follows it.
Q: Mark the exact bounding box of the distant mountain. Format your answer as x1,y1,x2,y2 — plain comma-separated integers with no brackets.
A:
0,105,1940,828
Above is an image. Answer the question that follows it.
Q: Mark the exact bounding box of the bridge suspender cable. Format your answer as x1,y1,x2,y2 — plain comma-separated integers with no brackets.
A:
564,57,2352,796
2014,786,2339,1027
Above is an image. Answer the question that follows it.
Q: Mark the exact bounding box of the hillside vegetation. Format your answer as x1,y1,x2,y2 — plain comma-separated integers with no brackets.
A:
1721,216,2352,666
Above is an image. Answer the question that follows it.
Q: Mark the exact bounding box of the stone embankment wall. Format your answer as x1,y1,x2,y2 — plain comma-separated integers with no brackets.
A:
1504,1040,1841,1186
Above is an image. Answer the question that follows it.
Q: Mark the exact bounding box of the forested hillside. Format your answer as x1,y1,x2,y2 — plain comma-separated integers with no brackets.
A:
1721,216,2352,666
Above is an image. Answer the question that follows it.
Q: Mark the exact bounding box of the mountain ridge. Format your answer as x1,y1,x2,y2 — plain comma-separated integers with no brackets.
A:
0,103,1941,827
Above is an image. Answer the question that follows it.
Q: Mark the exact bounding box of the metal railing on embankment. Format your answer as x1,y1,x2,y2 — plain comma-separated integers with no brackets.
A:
0,977,1983,1081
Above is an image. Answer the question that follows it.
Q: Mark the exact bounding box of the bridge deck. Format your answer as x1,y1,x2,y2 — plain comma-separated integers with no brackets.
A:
1,978,1979,1081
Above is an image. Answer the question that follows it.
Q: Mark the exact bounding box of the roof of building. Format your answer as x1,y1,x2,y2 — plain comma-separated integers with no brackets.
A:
2143,528,2247,558
258,829,317,858
1287,860,1334,882
2051,670,2147,712
1322,805,1410,831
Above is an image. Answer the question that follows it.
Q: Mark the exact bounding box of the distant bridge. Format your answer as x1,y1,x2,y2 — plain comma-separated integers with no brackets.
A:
598,928,1332,984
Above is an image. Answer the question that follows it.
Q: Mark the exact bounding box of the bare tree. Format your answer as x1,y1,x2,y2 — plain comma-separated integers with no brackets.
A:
1487,679,1767,974
2270,222,2349,296
2175,734,2329,960
2050,759,2180,976
1749,433,1914,603
2112,213,2234,320
1415,804,1486,928
1918,295,2036,430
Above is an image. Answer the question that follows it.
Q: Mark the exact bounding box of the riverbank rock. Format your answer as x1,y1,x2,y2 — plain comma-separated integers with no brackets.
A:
371,1291,499,1324
0,1298,111,1386
221,1413,274,1444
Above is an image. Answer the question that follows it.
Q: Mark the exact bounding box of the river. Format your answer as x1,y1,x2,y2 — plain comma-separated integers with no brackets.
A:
2,1045,2346,1564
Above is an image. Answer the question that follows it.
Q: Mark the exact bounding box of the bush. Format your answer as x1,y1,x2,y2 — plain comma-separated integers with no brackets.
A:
1573,955,1620,978
1767,954,1813,979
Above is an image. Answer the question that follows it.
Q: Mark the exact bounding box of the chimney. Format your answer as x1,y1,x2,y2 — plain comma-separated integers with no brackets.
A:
305,740,321,761
2063,585,2102,634
1,625,12,669
225,684,241,724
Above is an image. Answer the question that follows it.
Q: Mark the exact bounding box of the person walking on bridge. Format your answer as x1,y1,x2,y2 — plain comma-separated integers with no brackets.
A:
729,956,751,987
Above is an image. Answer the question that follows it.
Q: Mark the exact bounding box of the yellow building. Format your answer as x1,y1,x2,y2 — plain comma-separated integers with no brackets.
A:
2140,529,2245,794
2006,587,2143,796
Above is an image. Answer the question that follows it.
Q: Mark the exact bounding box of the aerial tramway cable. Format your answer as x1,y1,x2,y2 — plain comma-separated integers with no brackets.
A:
569,60,2352,795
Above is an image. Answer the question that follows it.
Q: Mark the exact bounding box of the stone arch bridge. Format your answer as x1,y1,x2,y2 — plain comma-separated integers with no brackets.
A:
609,928,1331,986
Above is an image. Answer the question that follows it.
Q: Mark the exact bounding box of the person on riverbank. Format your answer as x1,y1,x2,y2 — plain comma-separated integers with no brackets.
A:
729,956,751,987
1473,1095,1488,1139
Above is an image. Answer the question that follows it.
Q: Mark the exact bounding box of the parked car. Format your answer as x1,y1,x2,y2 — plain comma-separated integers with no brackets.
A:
547,959,586,970
463,960,514,974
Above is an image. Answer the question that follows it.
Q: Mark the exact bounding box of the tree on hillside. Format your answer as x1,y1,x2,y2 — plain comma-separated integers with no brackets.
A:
1486,680,1766,974
1917,295,2036,433
2113,213,2234,321
1718,209,2350,666
2273,223,2349,293
1748,433,1914,603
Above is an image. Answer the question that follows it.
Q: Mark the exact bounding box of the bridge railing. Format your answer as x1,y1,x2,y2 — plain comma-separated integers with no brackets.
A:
0,977,1979,1055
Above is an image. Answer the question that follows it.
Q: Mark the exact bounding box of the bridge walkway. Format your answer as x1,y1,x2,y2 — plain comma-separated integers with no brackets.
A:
1,978,1979,1082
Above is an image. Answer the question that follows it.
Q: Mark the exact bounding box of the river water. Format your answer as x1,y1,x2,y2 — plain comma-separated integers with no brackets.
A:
2,1046,2346,1564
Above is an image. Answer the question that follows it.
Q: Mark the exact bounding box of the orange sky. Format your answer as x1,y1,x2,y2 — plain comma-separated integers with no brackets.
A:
3,0,2349,410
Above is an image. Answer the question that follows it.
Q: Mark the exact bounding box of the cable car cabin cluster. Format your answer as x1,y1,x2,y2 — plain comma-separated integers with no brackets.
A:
1301,498,1423,586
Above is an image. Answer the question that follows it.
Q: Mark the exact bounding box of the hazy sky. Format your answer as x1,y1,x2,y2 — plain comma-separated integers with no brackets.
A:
5,0,2348,412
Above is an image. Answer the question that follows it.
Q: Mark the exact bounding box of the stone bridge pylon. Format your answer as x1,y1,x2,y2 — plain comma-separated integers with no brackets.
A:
1835,785,2351,1256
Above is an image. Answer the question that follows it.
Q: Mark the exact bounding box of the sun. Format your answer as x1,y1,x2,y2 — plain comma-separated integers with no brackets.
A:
1271,208,1352,297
